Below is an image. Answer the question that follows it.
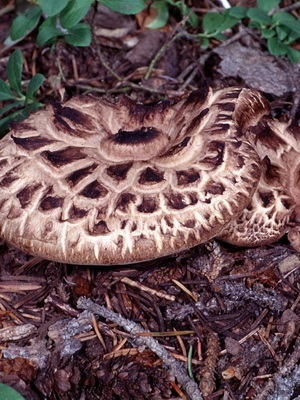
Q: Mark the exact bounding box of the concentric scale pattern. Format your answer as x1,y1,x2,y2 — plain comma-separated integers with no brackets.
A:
0,86,299,265
219,117,300,250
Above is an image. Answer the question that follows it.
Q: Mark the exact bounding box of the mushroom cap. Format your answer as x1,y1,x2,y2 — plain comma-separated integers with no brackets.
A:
218,118,300,247
0,87,268,265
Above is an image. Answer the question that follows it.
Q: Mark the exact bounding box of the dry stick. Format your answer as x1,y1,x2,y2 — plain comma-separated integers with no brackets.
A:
199,331,220,398
89,39,180,96
176,59,201,93
121,277,176,302
270,2,300,14
144,7,197,81
77,297,203,400
66,81,174,96
0,2,14,17
255,335,300,400
95,44,122,82
144,31,183,80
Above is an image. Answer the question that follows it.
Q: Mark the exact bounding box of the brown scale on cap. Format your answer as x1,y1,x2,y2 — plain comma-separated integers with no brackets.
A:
0,87,298,265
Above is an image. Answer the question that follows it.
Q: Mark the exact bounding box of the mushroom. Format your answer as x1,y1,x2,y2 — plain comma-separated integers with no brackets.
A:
0,86,289,265
218,117,300,249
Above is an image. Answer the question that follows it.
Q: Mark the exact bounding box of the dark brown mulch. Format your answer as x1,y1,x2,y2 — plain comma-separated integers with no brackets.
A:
1,1,300,399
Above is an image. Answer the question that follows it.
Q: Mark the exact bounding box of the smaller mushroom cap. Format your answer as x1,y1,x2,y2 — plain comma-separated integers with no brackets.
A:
218,118,300,249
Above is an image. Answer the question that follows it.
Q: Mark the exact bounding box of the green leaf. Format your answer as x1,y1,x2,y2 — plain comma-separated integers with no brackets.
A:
60,0,94,29
286,20,300,36
178,2,198,27
7,50,23,96
37,18,64,47
0,115,13,135
228,6,247,19
203,12,224,34
0,101,25,117
248,21,261,29
26,74,45,100
38,0,68,17
0,111,27,136
286,46,300,63
200,37,210,49
218,13,239,31
213,32,227,41
272,11,297,26
261,27,276,39
146,1,169,29
257,0,280,13
286,30,300,44
0,79,15,100
65,23,92,46
98,0,147,15
0,383,26,400
10,6,42,41
170,0,198,28
267,37,289,56
0,102,44,136
24,101,44,113
187,11,199,28
203,11,239,35
272,12,300,37
247,8,272,25
275,25,289,41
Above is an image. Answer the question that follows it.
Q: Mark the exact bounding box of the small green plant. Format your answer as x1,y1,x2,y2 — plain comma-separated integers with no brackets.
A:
199,7,245,48
146,0,198,29
201,0,300,62
0,49,44,134
202,0,300,62
0,383,26,400
7,0,147,48
247,0,300,62
148,0,300,63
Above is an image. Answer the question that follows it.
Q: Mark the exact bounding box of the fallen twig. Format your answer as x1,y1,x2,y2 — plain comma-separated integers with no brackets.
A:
77,297,203,400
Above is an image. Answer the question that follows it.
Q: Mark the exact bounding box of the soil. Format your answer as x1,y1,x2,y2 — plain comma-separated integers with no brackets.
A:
0,1,300,399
